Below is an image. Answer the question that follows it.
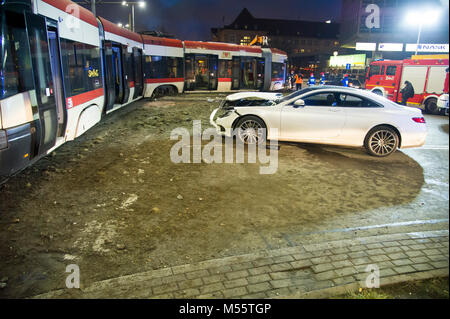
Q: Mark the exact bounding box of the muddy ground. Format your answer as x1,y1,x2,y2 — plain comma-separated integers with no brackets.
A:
0,94,448,298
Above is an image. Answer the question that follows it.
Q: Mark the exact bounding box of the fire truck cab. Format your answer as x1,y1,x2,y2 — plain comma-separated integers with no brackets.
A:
365,58,449,115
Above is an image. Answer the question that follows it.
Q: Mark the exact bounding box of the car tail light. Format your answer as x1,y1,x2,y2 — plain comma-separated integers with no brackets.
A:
412,117,426,123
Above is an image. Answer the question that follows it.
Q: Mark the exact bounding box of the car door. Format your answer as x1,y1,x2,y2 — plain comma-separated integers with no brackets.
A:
335,92,384,143
280,91,346,141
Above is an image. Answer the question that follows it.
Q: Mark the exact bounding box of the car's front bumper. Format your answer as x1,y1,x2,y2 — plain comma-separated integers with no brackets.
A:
209,108,239,137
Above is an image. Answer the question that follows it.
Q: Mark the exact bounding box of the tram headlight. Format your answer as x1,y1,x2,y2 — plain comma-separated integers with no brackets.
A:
0,130,7,150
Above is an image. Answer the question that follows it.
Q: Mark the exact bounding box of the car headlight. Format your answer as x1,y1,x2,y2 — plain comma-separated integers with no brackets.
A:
218,109,234,118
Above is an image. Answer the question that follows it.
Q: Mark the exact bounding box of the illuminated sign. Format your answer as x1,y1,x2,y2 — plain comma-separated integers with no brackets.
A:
405,43,449,52
378,43,403,51
356,42,376,51
329,54,366,67
220,52,232,59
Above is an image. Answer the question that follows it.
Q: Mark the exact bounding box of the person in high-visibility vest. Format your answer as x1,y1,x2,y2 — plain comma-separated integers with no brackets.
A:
295,73,303,90
341,73,349,87
308,73,316,86
320,72,325,85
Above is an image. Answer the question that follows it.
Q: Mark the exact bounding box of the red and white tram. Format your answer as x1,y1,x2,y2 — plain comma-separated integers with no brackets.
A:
142,34,184,98
0,0,287,177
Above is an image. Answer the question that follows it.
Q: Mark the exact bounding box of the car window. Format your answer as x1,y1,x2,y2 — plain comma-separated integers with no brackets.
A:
302,92,337,106
336,93,381,108
277,87,315,103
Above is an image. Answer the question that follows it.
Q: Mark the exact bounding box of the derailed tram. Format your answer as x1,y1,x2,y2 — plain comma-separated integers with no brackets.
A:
0,0,287,177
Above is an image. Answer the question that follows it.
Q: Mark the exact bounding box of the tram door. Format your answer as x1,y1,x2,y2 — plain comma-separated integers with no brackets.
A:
103,41,116,112
231,57,240,90
241,58,256,90
121,47,130,103
208,55,218,90
133,48,144,99
25,14,58,156
256,58,265,90
111,45,124,104
47,29,67,137
194,55,209,90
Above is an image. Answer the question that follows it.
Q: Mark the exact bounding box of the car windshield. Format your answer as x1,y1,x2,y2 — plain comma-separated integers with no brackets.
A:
277,87,315,103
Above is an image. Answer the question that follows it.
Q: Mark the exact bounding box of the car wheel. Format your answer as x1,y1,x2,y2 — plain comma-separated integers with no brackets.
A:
364,126,399,157
236,116,267,145
425,98,440,115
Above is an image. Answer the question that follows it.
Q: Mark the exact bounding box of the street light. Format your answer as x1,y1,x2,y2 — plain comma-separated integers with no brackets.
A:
89,1,146,32
121,1,146,32
405,8,440,56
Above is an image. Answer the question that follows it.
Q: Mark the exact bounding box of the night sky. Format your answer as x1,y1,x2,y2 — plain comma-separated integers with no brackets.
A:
84,0,342,40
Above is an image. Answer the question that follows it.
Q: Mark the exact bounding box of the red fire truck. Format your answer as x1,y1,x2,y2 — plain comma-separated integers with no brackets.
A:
365,57,449,114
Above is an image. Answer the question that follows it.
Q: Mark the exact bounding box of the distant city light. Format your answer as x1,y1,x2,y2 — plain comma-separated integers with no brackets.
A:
139,1,146,8
117,22,123,27
122,1,127,6
325,20,331,24
125,24,130,28
333,51,338,56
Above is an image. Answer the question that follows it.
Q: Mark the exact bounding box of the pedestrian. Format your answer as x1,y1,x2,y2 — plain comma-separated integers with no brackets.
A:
290,70,296,90
295,72,303,90
320,72,325,85
341,74,349,87
400,81,415,106
444,67,449,94
308,73,316,86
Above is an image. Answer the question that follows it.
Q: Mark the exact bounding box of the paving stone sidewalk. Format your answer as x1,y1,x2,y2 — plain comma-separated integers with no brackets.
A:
33,229,449,299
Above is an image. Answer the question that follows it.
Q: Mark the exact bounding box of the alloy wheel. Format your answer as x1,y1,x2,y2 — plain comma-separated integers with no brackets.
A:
368,130,397,156
238,120,264,144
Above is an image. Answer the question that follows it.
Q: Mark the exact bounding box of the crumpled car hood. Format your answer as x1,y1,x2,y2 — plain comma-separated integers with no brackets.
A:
225,92,283,101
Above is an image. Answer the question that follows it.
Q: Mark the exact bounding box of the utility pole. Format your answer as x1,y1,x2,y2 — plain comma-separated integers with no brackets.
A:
414,20,423,57
91,0,96,16
131,3,135,32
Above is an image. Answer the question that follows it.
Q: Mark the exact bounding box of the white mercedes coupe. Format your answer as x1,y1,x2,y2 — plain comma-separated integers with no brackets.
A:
210,86,427,157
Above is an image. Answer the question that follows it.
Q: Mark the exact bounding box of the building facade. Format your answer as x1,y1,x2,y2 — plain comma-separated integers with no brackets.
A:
340,0,449,60
211,8,341,73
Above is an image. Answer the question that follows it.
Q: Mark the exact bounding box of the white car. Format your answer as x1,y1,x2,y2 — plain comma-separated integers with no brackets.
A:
437,94,449,115
210,86,427,157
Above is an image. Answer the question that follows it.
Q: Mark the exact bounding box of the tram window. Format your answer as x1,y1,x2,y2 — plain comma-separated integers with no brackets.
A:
0,11,34,100
27,21,54,106
218,60,232,78
60,39,102,97
127,52,135,83
144,56,183,79
167,57,183,78
272,62,285,79
184,56,195,81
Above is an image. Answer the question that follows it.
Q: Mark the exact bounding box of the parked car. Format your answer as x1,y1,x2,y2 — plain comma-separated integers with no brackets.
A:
437,94,449,115
210,86,427,157
323,77,361,89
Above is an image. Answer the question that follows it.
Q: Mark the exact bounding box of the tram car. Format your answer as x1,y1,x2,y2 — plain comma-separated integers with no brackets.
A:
0,0,287,177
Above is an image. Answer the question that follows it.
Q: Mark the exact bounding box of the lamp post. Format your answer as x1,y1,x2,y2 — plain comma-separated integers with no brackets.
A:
406,9,440,56
121,1,146,32
78,1,147,32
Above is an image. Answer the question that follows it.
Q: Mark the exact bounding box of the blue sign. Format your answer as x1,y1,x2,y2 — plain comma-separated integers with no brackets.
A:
346,63,351,70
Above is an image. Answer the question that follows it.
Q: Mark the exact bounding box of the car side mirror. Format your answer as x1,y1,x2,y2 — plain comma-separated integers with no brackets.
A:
293,99,305,107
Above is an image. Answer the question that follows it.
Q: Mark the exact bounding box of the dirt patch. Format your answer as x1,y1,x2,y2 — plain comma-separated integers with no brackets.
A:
0,94,429,298
338,277,449,299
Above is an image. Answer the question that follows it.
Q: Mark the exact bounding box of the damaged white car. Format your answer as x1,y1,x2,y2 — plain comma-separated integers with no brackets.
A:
210,86,427,157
